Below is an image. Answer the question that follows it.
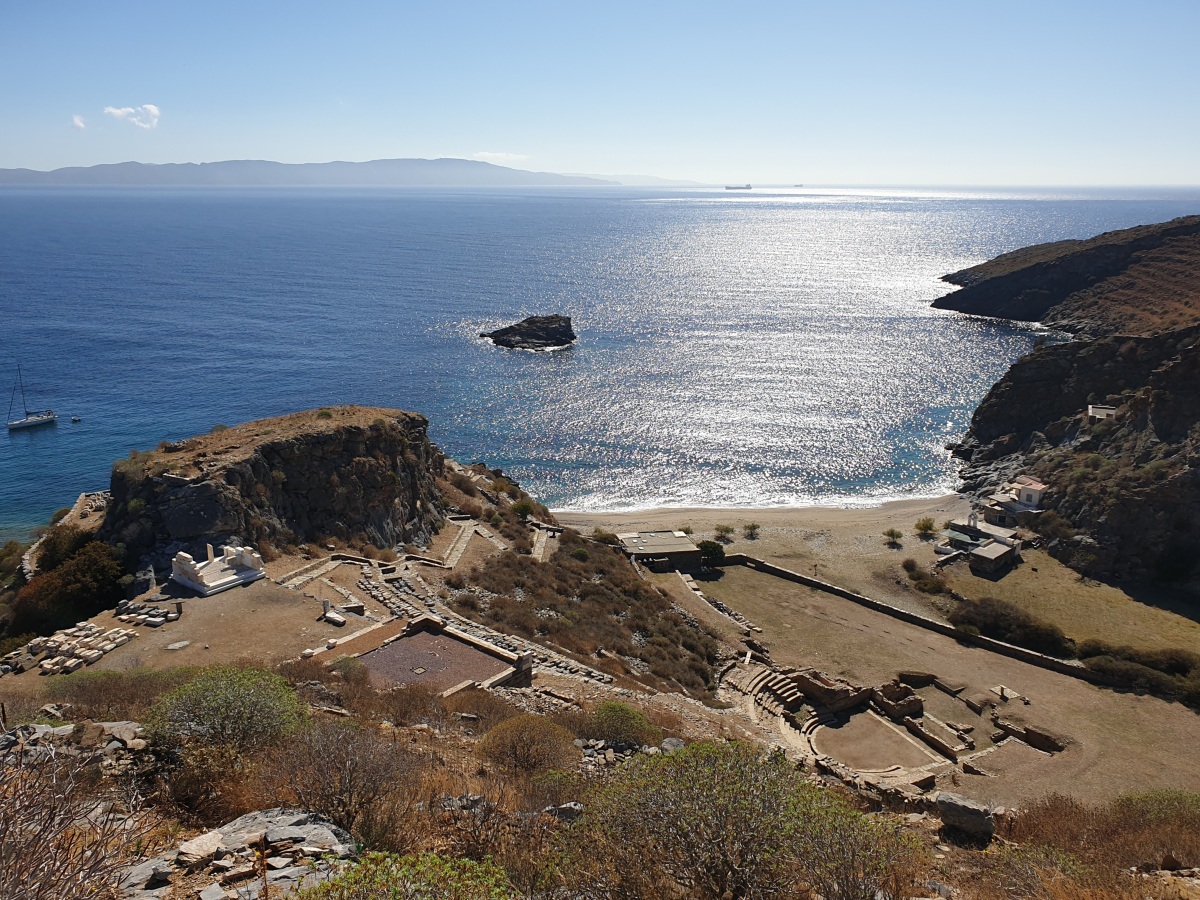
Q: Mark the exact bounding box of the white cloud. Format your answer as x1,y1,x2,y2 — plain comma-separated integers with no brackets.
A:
104,104,161,129
472,151,530,165
72,114,86,130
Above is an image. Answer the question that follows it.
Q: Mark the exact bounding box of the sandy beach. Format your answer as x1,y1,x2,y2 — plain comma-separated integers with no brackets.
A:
557,494,972,617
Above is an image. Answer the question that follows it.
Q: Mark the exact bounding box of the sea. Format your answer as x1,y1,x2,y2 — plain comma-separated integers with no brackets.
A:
2,184,1198,543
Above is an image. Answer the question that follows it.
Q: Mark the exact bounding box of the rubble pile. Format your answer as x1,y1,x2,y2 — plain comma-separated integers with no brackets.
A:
0,623,138,677
119,808,357,900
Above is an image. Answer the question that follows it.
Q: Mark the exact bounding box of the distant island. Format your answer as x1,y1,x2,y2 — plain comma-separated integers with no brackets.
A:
0,157,619,187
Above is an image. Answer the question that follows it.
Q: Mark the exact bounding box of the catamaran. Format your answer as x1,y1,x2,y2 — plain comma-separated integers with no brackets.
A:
7,365,57,430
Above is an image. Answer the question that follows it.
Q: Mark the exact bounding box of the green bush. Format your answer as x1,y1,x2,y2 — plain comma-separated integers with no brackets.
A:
293,852,512,900
591,529,620,546
148,665,306,751
949,596,1074,658
696,539,725,563
575,741,922,900
914,517,936,537
49,508,71,525
582,701,663,747
510,499,534,520
742,523,760,540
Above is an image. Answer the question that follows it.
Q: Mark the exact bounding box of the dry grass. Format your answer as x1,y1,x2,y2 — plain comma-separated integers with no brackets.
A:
941,550,1200,654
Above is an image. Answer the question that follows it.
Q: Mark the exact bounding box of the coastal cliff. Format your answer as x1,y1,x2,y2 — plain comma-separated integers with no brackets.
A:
933,214,1200,337
100,407,445,572
938,218,1200,586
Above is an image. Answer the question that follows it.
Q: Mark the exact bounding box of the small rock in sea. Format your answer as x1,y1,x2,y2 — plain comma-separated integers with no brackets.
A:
481,315,576,350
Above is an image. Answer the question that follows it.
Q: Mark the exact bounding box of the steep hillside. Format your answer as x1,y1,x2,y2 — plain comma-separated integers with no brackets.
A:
101,406,445,572
939,216,1200,587
933,215,1200,336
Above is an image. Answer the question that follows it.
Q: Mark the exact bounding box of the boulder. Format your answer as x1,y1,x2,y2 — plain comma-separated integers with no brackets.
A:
177,831,225,867
935,791,995,839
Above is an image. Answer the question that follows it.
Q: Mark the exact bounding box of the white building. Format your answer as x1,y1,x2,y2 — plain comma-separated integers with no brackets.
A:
171,543,266,596
982,475,1047,527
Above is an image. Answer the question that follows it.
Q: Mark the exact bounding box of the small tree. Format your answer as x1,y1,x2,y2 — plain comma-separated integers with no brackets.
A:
914,517,936,538
714,524,735,543
883,528,903,548
696,540,725,564
149,665,306,751
742,522,761,540
510,499,534,520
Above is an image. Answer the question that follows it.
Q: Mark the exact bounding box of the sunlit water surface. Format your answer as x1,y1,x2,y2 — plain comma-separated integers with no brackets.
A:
2,185,1197,540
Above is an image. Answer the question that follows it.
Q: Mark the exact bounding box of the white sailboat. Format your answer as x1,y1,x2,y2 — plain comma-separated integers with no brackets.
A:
7,365,57,430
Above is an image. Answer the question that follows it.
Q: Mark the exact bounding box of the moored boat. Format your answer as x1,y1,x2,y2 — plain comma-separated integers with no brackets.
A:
7,365,57,430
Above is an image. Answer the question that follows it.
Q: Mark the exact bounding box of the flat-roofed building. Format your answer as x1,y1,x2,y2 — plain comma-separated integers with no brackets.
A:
969,539,1018,574
617,531,704,571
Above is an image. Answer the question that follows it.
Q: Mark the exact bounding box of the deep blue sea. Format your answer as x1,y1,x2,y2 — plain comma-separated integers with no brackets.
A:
2,185,1198,542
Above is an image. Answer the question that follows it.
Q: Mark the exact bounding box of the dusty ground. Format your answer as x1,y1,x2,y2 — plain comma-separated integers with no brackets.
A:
559,495,970,617
0,570,375,702
697,564,1200,805
560,495,1200,649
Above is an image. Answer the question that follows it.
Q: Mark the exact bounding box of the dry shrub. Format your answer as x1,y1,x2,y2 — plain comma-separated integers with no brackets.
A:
1005,791,1200,871
443,688,520,729
258,718,427,850
276,655,331,684
478,714,577,774
45,665,197,721
155,743,259,826
0,753,156,900
377,683,447,727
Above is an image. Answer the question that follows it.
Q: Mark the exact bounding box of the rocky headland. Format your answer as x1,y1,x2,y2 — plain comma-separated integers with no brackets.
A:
936,217,1200,587
100,406,445,574
481,314,577,350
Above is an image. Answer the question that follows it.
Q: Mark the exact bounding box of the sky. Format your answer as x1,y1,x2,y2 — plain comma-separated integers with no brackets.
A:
2,1,1198,185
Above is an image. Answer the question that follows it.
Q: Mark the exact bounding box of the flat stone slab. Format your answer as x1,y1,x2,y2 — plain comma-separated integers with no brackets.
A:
166,640,191,651
177,831,224,866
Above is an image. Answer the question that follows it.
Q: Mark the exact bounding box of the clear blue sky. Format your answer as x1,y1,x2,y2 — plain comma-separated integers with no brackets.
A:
2,1,1197,184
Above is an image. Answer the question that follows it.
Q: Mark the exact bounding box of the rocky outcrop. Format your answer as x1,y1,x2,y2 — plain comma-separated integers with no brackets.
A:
935,791,995,839
939,216,1200,588
482,315,576,350
118,808,356,899
101,407,445,573
954,324,1200,583
933,215,1200,337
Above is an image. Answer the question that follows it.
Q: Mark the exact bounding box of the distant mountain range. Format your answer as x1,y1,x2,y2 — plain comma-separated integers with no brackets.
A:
0,157,619,187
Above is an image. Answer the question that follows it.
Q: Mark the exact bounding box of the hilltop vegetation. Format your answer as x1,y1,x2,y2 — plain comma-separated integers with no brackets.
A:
449,529,723,697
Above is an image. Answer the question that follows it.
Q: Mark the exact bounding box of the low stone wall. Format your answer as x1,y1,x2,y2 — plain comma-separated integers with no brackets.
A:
720,555,1119,687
